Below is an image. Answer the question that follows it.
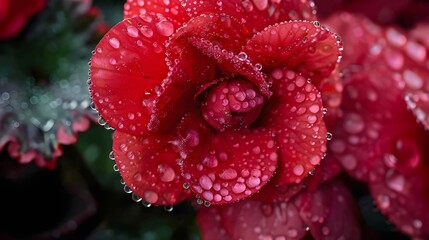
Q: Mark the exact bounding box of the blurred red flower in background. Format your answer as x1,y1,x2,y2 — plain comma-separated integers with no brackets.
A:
325,12,429,238
0,0,46,39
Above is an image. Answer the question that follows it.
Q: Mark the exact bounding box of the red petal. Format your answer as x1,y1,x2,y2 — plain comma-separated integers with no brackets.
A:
369,134,429,237
123,0,190,25
90,14,173,135
244,21,342,83
197,206,232,240
259,69,328,184
112,131,192,205
296,179,361,240
178,113,278,204
218,198,307,240
180,0,316,34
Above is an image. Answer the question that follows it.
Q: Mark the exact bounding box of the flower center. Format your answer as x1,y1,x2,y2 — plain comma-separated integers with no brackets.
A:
201,77,265,131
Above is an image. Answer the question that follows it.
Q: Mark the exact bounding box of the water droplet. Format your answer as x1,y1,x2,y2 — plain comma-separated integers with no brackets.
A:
140,26,154,38
158,164,176,182
156,20,174,36
109,151,115,160
403,69,423,89
344,113,364,134
109,37,120,49
238,52,248,61
113,164,119,171
326,132,333,140
127,25,139,37
255,63,262,71
199,175,214,190
253,0,268,11
293,165,304,176
142,201,152,207
386,28,407,47
124,185,132,194
133,172,143,182
385,170,405,192
219,168,238,180
132,193,142,202
144,190,159,204
287,228,298,237
164,205,174,212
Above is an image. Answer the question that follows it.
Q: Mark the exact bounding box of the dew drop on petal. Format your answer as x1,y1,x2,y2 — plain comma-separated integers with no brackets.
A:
127,25,139,37
109,37,120,48
238,52,248,61
144,190,159,204
232,183,246,193
376,194,390,209
156,20,174,37
403,69,423,89
293,165,304,176
219,168,238,180
140,26,154,38
199,175,214,190
158,164,176,182
385,170,405,192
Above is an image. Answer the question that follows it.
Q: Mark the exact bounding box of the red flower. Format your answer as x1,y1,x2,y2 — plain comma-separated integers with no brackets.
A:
89,0,360,238
0,0,46,39
325,13,429,238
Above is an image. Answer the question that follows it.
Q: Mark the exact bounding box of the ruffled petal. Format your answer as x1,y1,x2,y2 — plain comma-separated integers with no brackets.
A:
124,0,190,25
180,0,316,34
244,21,342,83
259,69,327,184
296,179,361,240
90,14,174,135
178,113,278,204
217,199,307,240
112,131,192,205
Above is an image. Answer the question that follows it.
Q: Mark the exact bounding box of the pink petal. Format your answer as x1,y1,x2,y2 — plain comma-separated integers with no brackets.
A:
259,69,328,185
244,21,342,83
112,131,192,205
296,179,361,240
89,14,173,135
180,0,316,34
218,198,307,240
124,0,190,25
178,113,278,204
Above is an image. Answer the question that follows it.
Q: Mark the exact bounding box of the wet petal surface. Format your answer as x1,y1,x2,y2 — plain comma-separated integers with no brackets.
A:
180,0,316,34
112,131,192,205
296,179,361,240
244,21,342,83
178,113,278,204
90,14,174,135
260,69,327,184
218,198,307,240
